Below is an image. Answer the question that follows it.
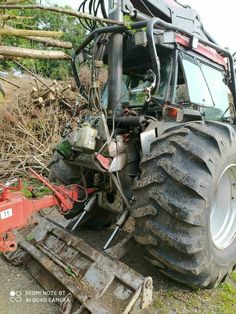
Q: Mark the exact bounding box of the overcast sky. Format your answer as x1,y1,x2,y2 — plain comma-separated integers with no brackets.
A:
42,0,236,52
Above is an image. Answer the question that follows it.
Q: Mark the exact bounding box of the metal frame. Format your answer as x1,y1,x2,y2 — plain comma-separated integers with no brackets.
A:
12,218,153,314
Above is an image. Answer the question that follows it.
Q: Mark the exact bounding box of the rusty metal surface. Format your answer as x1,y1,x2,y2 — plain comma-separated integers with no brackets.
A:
15,218,152,313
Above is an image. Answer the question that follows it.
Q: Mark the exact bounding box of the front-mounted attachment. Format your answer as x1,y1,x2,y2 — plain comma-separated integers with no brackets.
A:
7,219,153,314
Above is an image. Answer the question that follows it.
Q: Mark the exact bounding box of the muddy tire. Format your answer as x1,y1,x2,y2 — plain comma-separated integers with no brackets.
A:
132,121,236,288
48,152,83,186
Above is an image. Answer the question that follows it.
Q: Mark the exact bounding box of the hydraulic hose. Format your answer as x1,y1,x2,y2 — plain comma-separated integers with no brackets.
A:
71,22,144,93
72,25,127,94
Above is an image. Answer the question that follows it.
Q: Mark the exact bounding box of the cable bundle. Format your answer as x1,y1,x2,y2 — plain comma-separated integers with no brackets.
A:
78,0,107,31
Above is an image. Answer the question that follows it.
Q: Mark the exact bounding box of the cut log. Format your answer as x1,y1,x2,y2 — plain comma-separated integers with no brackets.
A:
0,46,71,60
0,28,63,38
18,35,72,49
4,26,72,49
0,81,6,96
33,96,44,104
47,92,56,101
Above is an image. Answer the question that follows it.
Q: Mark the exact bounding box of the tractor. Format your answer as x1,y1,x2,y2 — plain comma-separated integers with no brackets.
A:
1,0,236,312
56,0,236,288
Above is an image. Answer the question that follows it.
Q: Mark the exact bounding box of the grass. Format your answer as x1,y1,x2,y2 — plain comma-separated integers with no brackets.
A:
216,282,236,313
148,271,236,314
231,271,236,281
20,179,52,198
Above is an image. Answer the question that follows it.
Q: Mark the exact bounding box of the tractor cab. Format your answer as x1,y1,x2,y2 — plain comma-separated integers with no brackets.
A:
101,28,233,123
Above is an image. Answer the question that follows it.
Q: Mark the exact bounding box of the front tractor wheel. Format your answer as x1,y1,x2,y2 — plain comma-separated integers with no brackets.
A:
132,121,236,288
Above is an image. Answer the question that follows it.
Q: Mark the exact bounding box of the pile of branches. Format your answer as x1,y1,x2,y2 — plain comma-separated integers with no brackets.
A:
0,75,86,180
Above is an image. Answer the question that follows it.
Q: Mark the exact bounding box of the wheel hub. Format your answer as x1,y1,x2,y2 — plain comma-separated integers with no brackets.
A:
210,165,236,250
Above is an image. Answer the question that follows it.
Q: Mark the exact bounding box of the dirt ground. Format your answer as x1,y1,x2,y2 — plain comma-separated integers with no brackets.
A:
0,227,236,314
0,255,58,314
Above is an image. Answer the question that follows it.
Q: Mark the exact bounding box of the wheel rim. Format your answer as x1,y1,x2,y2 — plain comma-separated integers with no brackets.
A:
210,165,236,250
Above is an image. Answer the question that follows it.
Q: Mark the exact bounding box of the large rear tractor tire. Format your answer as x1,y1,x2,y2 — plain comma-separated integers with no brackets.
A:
132,121,236,288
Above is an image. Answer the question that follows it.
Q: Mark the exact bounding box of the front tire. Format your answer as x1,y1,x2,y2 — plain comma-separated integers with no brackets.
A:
132,121,236,288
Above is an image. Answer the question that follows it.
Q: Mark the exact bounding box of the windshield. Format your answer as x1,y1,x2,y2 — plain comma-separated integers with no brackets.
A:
200,64,231,120
181,56,214,107
179,53,230,120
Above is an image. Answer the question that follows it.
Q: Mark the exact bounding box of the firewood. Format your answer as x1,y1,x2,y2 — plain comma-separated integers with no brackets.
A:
0,28,63,38
3,27,72,49
0,46,70,60
19,36,72,49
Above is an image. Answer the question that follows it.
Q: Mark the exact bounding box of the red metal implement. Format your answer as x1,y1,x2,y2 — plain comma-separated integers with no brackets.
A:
0,169,82,253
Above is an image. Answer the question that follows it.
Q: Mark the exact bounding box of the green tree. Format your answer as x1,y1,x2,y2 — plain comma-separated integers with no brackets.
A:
0,2,85,80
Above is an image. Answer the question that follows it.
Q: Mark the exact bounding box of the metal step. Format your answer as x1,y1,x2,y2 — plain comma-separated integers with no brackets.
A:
9,219,152,313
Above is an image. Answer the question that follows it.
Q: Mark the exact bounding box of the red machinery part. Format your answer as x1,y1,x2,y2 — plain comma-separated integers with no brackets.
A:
175,33,227,68
94,152,111,170
0,231,17,252
0,169,94,253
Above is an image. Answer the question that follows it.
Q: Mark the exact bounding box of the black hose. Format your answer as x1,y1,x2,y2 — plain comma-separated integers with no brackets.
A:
71,25,131,91
78,0,107,31
100,0,107,18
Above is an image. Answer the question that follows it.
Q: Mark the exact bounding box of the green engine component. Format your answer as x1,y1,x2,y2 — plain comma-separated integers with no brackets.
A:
55,140,73,159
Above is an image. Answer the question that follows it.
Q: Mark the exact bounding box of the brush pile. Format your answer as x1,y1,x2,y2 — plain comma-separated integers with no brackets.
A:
0,75,86,180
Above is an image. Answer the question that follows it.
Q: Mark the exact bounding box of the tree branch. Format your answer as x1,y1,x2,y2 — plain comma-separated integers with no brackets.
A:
0,4,125,26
